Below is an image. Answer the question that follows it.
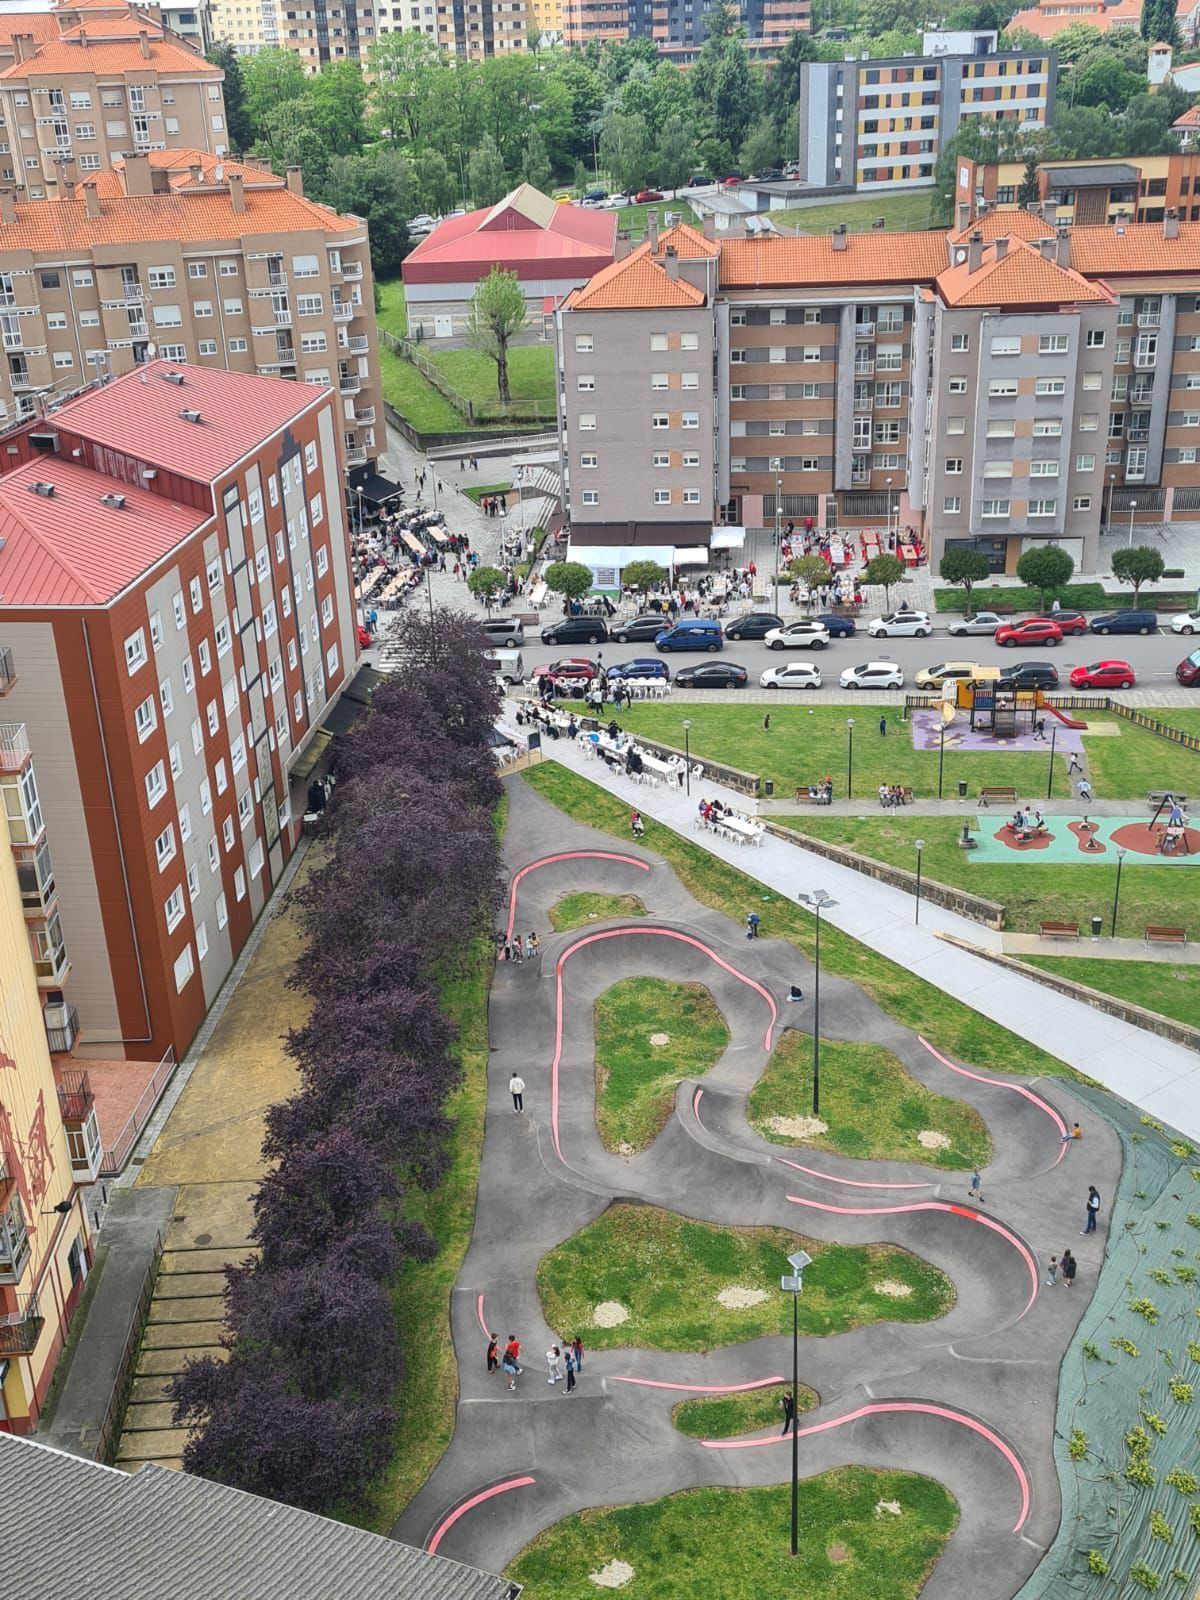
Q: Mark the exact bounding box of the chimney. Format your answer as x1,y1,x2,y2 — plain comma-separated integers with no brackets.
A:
1165,206,1180,240
1038,235,1056,261
967,228,983,272
83,181,100,221
831,223,847,251
189,162,202,185
615,233,632,261
151,168,171,194
285,165,304,197
0,189,15,226
955,200,971,232
13,32,34,60
79,26,88,45
994,234,1009,260
56,154,77,191
122,153,152,197
702,213,715,242
1043,199,1057,226
664,244,678,279
1055,224,1071,269
647,208,659,252
139,27,151,57
228,170,245,214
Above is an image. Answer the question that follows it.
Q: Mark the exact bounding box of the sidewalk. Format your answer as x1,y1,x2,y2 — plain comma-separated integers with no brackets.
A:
530,731,1200,1138
1001,930,1200,963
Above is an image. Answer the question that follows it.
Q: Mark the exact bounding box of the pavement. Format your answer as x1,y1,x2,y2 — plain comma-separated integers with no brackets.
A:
392,775,1123,1600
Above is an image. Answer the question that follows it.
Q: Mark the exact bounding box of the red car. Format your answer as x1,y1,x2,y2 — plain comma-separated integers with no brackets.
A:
995,618,1064,647
532,658,599,684
1070,660,1136,690
634,188,664,203
1030,610,1088,636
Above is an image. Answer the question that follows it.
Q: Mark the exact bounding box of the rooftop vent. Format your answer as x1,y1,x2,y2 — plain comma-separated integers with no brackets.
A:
162,371,186,386
28,481,55,497
100,492,126,510
178,409,202,424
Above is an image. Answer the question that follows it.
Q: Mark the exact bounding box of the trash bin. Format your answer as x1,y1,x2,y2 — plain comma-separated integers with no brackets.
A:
1091,916,1103,939
958,779,968,799
764,779,775,798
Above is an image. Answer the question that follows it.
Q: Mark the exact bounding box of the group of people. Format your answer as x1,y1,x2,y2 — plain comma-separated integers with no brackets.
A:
1006,805,1050,844
496,931,540,963
480,493,509,518
877,784,911,809
487,1333,586,1394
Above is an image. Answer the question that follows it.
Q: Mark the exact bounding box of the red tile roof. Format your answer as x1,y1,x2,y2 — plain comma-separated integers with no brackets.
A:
0,29,217,76
0,185,357,250
1175,105,1200,126
568,242,706,310
78,150,281,199
0,14,62,49
1068,221,1200,276
948,209,1053,244
718,230,948,289
655,221,719,259
404,186,615,286
937,237,1112,307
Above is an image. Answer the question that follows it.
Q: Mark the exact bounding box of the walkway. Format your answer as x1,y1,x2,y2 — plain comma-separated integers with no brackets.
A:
530,732,1200,1138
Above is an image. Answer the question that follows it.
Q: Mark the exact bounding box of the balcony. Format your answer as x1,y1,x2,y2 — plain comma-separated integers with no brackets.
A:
0,291,15,309
853,359,874,377
345,446,368,466
57,1068,101,1180
120,283,143,302
355,405,375,425
2,330,21,352
1128,427,1149,442
44,1001,79,1056
273,308,293,328
0,1295,44,1356
347,334,369,354
331,302,352,323
275,345,297,365
56,1067,93,1124
0,721,29,773
854,320,875,339
0,646,14,695
338,374,360,394
267,269,288,288
128,321,149,340
1137,312,1161,328
1131,385,1153,405
1132,349,1157,370
0,1175,30,1286
342,261,363,281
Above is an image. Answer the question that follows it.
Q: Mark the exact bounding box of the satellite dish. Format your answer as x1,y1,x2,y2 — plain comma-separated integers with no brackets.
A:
953,248,967,265
146,341,158,358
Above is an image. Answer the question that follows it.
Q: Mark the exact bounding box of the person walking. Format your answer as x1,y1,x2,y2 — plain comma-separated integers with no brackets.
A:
528,931,540,958
1046,1255,1058,1287
1082,1185,1101,1234
1067,750,1082,776
1061,1249,1077,1288
512,934,524,964
571,1335,584,1372
779,1390,796,1436
503,1335,521,1390
763,713,770,732
487,1332,499,1374
630,809,645,839
746,910,761,939
547,1345,563,1384
879,715,887,737
509,1072,525,1113
563,1345,577,1394
968,1168,984,1203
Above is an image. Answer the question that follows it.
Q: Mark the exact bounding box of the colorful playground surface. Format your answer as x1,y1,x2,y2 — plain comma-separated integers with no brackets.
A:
910,708,1086,755
969,817,1200,864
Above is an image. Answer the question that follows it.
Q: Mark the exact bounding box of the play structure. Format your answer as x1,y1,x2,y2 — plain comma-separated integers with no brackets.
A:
938,671,1087,738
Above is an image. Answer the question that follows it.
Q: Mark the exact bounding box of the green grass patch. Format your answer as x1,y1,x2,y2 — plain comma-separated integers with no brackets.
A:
672,1381,816,1439
461,481,511,505
748,1029,991,1170
377,343,467,433
507,1468,958,1599
521,763,1076,1081
1165,711,1200,737
1082,713,1199,803
427,344,555,411
537,1203,953,1352
376,277,407,337
775,812,1191,941
594,978,728,1153
932,582,1107,614
617,197,700,237
549,891,648,931
1023,956,1200,1032
775,191,936,234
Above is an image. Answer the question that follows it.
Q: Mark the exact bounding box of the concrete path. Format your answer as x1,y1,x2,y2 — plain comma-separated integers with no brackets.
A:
525,730,1200,1138
392,778,1123,1599
1001,930,1200,963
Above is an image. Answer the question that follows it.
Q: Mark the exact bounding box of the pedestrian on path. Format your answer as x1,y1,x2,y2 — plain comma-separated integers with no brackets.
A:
528,931,540,957
968,1168,984,1203
1068,750,1082,776
571,1335,584,1371
1061,1122,1082,1148
487,1333,499,1374
1061,1249,1077,1288
787,984,804,1003
1046,1255,1058,1287
503,1335,521,1390
631,809,645,839
763,714,770,732
512,935,524,963
1077,778,1092,803
563,1347,577,1393
780,1390,795,1435
1082,1185,1101,1234
746,910,761,939
547,1346,563,1384
509,1073,525,1113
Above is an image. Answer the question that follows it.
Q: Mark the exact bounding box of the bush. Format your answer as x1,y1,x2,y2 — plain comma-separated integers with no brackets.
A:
933,583,1108,614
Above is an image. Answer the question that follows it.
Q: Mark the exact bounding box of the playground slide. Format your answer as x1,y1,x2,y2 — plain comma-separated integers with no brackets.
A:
1041,702,1088,730
941,688,957,725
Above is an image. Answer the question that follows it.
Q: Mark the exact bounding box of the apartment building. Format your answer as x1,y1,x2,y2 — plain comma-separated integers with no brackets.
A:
558,205,1200,580
206,0,279,54
0,360,359,1062
0,13,227,197
0,151,382,468
267,0,527,66
798,35,1054,191
963,151,1200,226
560,0,806,60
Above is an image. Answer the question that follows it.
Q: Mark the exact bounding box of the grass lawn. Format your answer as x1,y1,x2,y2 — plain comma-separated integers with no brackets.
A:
775,192,937,234
594,978,728,1153
461,481,511,505
1164,711,1200,737
779,812,1193,941
377,344,466,434
522,764,1076,1081
1023,956,1200,1032
507,1468,958,1599
748,1030,990,1171
617,198,700,237
613,702,1073,800
1081,713,1200,802
376,277,407,337
426,344,555,412
672,1381,817,1439
537,1204,953,1351
550,891,647,931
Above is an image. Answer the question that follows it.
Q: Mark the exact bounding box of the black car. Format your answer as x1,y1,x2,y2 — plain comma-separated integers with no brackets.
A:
1090,609,1158,636
814,613,857,638
540,616,610,646
675,662,748,688
610,611,671,643
686,174,714,187
724,612,783,641
998,660,1060,691
757,168,785,181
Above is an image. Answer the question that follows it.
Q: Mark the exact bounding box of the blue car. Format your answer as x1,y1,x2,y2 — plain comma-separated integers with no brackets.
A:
606,657,670,682
814,612,857,638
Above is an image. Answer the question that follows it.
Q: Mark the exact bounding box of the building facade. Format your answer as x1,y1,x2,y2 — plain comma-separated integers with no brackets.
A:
965,152,1200,226
560,0,807,60
0,360,359,1062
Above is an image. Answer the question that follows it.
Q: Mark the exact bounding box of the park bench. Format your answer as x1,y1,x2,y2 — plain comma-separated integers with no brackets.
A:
1145,926,1188,947
1039,921,1081,940
794,784,833,805
1148,791,1188,806
978,786,1018,808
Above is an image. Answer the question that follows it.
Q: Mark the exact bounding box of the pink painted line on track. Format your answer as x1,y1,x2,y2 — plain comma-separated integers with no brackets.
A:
475,1293,488,1337
610,1375,785,1394
917,1034,1067,1166
427,1476,536,1555
785,1193,1040,1321
775,1156,935,1192
552,928,778,1163
702,1400,1030,1533
692,1086,704,1120
506,850,650,940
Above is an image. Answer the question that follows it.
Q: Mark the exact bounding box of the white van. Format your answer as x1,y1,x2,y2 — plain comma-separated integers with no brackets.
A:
486,649,525,685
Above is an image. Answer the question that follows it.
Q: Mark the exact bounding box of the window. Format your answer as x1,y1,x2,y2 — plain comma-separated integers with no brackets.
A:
653,488,672,505
682,412,699,429
196,921,209,961
581,489,598,506
214,758,228,796
650,333,668,351
192,300,212,319
173,945,194,992
124,629,147,674
875,382,901,407
579,452,597,469
950,333,970,352
187,863,200,904
682,372,699,390
134,695,156,742
1076,454,1096,472
1030,460,1059,477
219,260,239,277
874,421,900,444
148,266,176,290
681,332,699,350
208,836,219,873
214,620,231,658
578,413,596,431
730,310,746,326
730,348,746,364
296,295,323,316
989,379,1018,397
160,678,174,716
1036,378,1066,396
803,347,822,364
574,334,593,352
231,736,246,774
53,352,73,369
1038,334,1069,354
1086,329,1106,348
234,867,246,902
188,262,208,279
40,270,60,290
991,336,1020,356
154,824,176,870
1035,419,1064,436
198,639,211,676
981,500,1010,517
652,413,669,430
577,374,594,391
165,886,185,933
946,417,966,435
804,308,821,325
683,488,700,504
942,496,961,513
153,304,182,328
730,386,745,401
650,372,668,390
216,892,228,930
1081,372,1101,391
1028,498,1057,517
948,377,967,393
168,742,182,779
652,452,669,468
72,270,92,288
1073,495,1093,511
801,458,820,472
944,458,963,474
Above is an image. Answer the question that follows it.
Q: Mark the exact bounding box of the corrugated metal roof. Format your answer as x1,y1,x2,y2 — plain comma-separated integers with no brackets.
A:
2,1435,518,1600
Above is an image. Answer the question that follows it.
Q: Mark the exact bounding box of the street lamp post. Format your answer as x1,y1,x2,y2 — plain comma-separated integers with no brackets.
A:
846,718,854,800
886,476,893,544
937,720,946,800
1111,846,1127,938
1046,721,1057,801
780,1249,813,1558
914,838,925,925
797,890,837,1116
1128,499,1137,548
775,472,783,618
683,718,692,796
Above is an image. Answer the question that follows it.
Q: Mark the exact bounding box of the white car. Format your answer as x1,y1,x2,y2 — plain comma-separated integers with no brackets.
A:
946,611,1005,636
1172,610,1200,635
867,610,932,639
407,213,436,234
764,620,831,652
839,660,905,690
760,662,823,690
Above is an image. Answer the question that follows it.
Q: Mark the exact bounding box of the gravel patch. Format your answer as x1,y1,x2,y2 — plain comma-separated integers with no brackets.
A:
875,1499,903,1517
768,1114,829,1140
590,1560,635,1589
593,1301,630,1327
917,1130,951,1150
874,1280,914,1299
649,1032,671,1047
716,1285,770,1309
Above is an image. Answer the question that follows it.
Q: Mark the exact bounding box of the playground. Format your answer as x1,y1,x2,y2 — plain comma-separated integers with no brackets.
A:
909,707,1085,757
972,816,1200,863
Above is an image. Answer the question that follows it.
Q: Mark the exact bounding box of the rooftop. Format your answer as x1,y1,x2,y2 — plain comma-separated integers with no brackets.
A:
1175,105,1200,127
718,229,948,290
1042,161,1142,188
0,25,217,75
568,242,706,310
936,236,1112,307
404,184,615,280
654,220,720,259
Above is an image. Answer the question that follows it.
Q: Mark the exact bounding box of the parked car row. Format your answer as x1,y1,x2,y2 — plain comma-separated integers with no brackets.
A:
947,609,1160,641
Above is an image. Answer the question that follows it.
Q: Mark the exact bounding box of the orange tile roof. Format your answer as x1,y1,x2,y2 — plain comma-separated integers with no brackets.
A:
0,14,62,49
655,220,719,259
1008,0,1139,35
1067,220,1200,276
569,242,706,310
718,229,947,289
0,30,217,76
0,186,356,250
79,150,281,195
948,209,1053,244
57,16,166,39
1174,105,1200,126
937,237,1112,307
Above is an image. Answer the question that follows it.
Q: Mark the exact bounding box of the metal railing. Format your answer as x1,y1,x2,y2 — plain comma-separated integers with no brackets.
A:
98,1047,175,1178
341,261,363,281
56,1067,93,1122
0,645,14,694
0,721,30,771
95,1231,163,1465
0,1294,43,1356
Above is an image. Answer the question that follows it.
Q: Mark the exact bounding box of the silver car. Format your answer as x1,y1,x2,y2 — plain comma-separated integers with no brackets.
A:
763,621,831,652
946,611,1005,636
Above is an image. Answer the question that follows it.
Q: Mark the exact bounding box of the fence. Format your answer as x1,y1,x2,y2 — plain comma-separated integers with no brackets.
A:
99,1048,176,1178
909,691,1200,755
94,1229,164,1465
1106,700,1200,753
380,329,557,425
382,400,550,455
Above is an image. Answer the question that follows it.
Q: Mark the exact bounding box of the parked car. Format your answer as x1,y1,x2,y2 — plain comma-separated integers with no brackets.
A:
724,611,783,641
764,620,830,651
531,658,599,684
946,611,1005,636
580,188,608,207
407,213,436,233
480,617,526,648
540,616,609,646
760,662,823,690
756,169,785,182
1035,610,1088,636
686,174,714,187
867,610,932,639
998,661,1059,691
1069,660,1136,690
606,658,670,682
995,618,1063,648
839,660,904,690
813,613,857,637
1090,609,1158,635
914,661,981,689
634,188,664,203
357,624,372,649
1177,648,1200,686
611,611,672,643
1171,611,1200,635
722,173,744,186
655,619,723,652
675,662,748,688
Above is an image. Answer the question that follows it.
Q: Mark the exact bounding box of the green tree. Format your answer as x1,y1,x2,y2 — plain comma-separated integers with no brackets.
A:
1047,21,1106,62
414,149,457,216
1043,103,1118,160
325,149,413,278
1110,544,1165,600
1016,545,1075,608
622,560,667,592
766,28,817,131
1141,0,1179,45
368,31,444,146
521,126,552,193
242,48,308,142
656,113,696,191
468,133,510,207
863,553,906,607
464,266,528,404
467,565,508,612
258,101,332,193
600,108,652,194
739,114,780,178
1017,156,1040,206
692,25,759,155
206,42,253,153
308,62,368,157
938,548,991,618
790,554,833,592
544,561,595,602
1073,56,1142,113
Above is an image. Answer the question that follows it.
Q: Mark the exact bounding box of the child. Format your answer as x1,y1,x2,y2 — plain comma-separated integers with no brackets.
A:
1046,1255,1058,1287
968,1169,984,1203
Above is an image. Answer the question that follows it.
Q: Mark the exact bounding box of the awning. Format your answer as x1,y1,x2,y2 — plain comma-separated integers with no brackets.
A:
673,546,709,567
711,526,746,550
349,468,404,506
290,727,334,784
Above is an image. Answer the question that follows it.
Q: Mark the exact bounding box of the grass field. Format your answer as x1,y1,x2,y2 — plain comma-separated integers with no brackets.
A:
594,978,728,1153
1082,713,1200,801
507,1469,959,1599
537,1204,953,1351
1023,955,1200,1032
522,764,1077,1081
549,892,647,931
376,277,407,337
427,344,556,411
377,343,466,433
671,1381,816,1439
617,197,701,237
748,1030,991,1170
775,191,937,234
461,481,511,505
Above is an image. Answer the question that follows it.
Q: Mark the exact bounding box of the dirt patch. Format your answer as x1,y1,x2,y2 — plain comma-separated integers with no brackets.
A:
874,1280,914,1299
768,1114,829,1140
827,1545,849,1563
716,1285,770,1309
875,1499,902,1517
649,1032,671,1047
615,1141,635,1158
593,1301,630,1327
917,1130,951,1150
590,1560,635,1589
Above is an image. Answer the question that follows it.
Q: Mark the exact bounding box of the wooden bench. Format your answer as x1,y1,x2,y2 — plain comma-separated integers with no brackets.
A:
1146,925,1188,947
978,786,1018,808
794,785,833,805
1148,791,1188,806
1040,921,1081,940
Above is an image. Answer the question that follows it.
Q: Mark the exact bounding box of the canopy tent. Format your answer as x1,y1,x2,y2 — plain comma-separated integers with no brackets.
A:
348,467,404,507
673,546,709,567
710,526,746,550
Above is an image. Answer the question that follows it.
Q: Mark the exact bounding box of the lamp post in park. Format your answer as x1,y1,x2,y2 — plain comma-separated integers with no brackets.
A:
797,889,837,1115
683,719,692,795
1111,846,1127,938
914,838,926,925
846,718,855,800
780,1249,813,1558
